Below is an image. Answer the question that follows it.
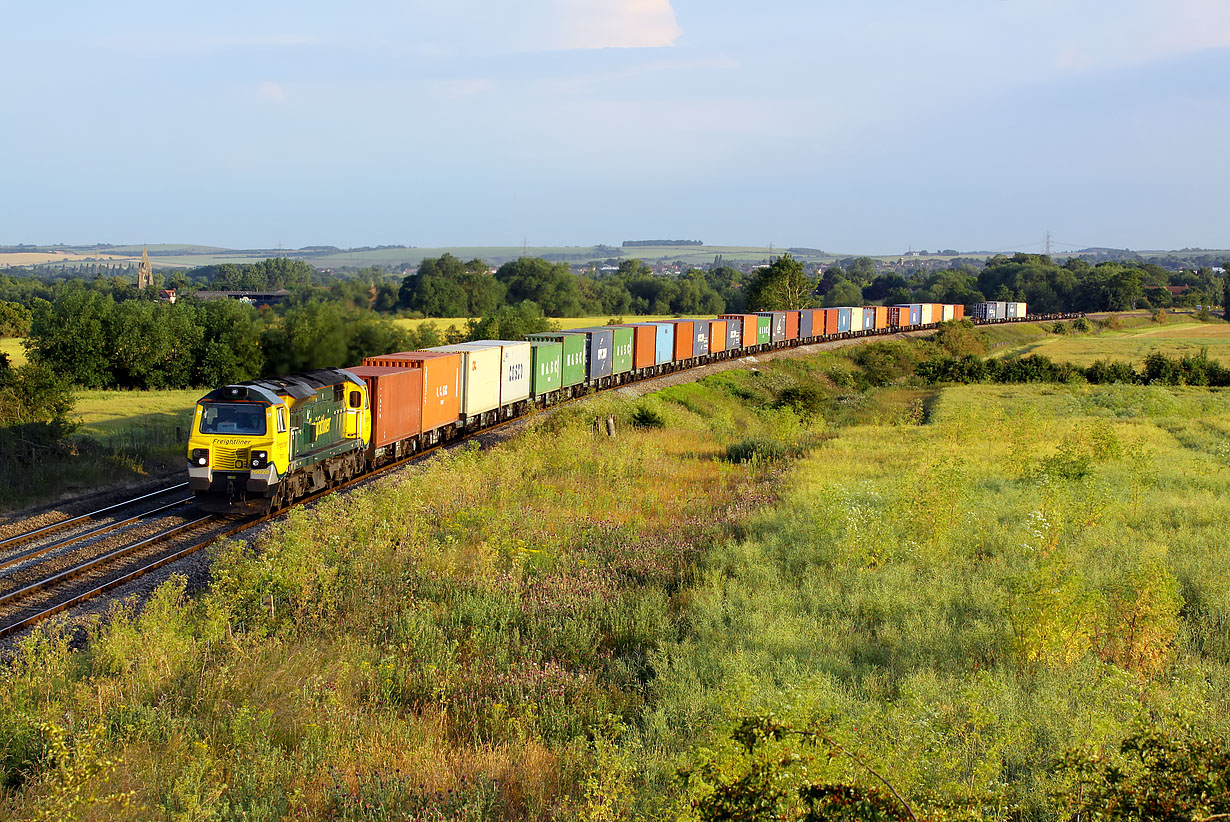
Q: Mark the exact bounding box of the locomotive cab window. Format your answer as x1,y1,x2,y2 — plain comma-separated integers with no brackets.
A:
277,407,287,433
199,403,267,435
349,390,362,409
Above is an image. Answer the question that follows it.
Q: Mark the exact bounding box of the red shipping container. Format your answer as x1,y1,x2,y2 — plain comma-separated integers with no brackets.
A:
955,304,965,321
824,309,840,335
362,351,461,434
348,365,423,447
887,307,906,327
785,311,800,340
721,314,760,348
709,319,728,353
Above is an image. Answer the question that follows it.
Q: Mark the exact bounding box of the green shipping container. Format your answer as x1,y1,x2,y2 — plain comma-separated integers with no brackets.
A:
525,332,587,388
605,326,633,374
529,341,562,396
756,315,772,345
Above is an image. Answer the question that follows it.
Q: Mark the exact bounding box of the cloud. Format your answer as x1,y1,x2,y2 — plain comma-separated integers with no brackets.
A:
545,0,682,50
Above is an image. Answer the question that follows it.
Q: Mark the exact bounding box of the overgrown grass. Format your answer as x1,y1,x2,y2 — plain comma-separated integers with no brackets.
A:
672,383,1230,819
985,317,1230,365
0,364,826,819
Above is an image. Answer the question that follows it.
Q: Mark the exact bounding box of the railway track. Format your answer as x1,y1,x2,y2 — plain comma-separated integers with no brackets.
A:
0,314,1085,642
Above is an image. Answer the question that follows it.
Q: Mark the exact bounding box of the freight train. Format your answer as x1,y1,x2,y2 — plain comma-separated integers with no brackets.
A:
187,303,1048,513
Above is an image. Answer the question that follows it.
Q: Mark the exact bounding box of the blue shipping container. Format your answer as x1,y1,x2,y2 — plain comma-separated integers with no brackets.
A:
799,309,814,339
862,307,876,330
725,317,742,350
567,329,613,379
837,308,852,333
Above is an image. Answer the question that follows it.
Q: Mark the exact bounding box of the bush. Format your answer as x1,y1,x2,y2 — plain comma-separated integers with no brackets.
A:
1086,359,1140,384
775,384,826,418
1071,317,1092,333
725,437,789,463
630,403,666,428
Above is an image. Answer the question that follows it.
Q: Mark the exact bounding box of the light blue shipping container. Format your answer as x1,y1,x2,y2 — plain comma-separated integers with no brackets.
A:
837,308,852,333
862,307,876,330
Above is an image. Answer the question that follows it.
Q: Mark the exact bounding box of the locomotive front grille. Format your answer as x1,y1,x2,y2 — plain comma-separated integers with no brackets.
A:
212,445,248,470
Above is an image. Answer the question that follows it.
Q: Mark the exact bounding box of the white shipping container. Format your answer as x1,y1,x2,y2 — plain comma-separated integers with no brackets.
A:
463,339,531,405
847,307,865,333
919,304,934,324
942,305,956,321
428,344,502,417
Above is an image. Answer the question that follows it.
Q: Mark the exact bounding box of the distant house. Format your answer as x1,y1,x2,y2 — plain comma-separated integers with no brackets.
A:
194,289,290,307
159,289,177,304
1165,285,1193,296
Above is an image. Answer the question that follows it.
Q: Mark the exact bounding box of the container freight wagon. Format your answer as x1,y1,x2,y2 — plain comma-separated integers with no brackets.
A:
895,304,922,325
525,332,588,389
758,312,787,343
617,324,658,370
428,344,502,422
722,316,744,350
347,365,423,466
567,328,614,380
597,326,634,375
464,339,531,410
575,326,630,376
968,302,1000,321
721,315,759,348
1005,302,1027,319
362,351,461,439
529,341,562,398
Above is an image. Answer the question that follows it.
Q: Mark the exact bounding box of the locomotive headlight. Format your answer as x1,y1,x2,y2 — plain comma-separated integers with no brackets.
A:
250,450,268,469
191,448,209,467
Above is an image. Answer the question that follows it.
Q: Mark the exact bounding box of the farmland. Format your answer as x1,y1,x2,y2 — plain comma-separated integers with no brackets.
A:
0,337,26,367
3,345,1229,818
987,314,1230,365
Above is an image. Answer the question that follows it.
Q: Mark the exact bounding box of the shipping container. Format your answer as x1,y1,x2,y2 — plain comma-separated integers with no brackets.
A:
601,326,634,374
347,365,423,448
618,324,658,369
757,312,786,342
721,314,759,348
785,311,800,340
954,304,965,321
823,308,839,335
799,309,815,339
968,302,999,321
942,305,956,322
919,304,934,324
529,341,562,396
845,307,863,333
663,320,694,360
690,320,709,356
862,307,877,331
644,322,675,363
1005,302,1019,319
362,351,460,433
460,339,531,405
756,314,772,345
886,306,905,327
723,316,743,350
525,332,588,387
575,327,630,375
427,344,502,418
567,328,614,379
708,319,728,353
836,307,852,333
873,305,889,330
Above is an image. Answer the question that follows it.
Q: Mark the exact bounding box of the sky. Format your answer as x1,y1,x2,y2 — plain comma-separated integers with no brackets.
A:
1,0,1227,254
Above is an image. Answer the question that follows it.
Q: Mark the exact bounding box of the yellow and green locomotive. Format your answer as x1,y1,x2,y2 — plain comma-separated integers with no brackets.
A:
187,368,370,512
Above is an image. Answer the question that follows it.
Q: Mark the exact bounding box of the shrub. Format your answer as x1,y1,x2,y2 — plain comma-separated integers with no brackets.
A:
1071,317,1092,333
725,437,788,463
630,402,666,428
1086,359,1140,384
775,384,826,418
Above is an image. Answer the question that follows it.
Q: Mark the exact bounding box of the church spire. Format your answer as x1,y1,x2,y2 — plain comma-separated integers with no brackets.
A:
138,246,153,289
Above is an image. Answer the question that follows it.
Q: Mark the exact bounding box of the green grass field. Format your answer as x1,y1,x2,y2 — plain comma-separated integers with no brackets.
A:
987,316,1230,365
0,337,26,367
73,389,199,440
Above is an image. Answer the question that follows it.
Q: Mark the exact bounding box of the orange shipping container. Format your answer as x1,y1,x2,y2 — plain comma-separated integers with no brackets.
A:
874,306,889,330
665,320,695,360
785,311,800,340
824,309,840,335
614,324,657,369
721,314,759,348
362,351,461,434
709,319,728,353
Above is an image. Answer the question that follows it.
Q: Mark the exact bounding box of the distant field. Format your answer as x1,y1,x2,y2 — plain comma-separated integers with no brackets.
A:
73,389,199,441
0,337,26,367
989,317,1230,365
0,251,135,267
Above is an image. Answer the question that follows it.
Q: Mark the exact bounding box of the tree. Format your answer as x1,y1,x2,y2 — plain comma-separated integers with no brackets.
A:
823,278,863,307
745,254,814,310
495,257,583,316
465,300,557,341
